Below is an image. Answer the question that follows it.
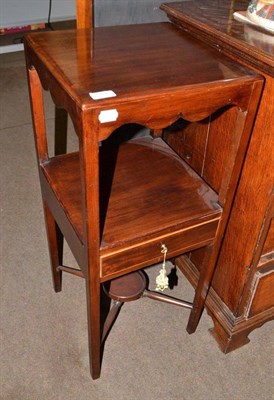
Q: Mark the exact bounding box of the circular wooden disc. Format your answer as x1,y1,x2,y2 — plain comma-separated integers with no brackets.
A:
106,271,147,302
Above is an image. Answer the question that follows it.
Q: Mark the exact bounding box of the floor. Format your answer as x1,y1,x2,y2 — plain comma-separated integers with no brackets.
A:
1,50,274,400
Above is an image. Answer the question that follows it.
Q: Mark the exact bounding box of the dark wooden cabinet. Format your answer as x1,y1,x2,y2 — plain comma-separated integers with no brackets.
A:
162,0,274,352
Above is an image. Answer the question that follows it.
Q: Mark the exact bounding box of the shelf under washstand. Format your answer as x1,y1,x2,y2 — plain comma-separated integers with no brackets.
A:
42,136,222,279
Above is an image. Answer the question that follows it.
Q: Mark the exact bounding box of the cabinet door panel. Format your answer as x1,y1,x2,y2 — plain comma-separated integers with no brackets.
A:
248,268,274,317
262,218,274,255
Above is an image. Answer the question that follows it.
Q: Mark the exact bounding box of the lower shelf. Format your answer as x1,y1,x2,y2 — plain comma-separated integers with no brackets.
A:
42,136,222,279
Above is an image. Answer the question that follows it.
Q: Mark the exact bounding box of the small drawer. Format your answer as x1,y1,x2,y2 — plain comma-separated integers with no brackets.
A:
100,218,219,281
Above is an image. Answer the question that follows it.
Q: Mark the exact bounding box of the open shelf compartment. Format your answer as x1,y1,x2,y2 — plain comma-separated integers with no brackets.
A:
41,137,222,279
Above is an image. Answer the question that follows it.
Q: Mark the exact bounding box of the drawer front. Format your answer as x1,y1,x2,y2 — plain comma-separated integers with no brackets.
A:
248,266,274,317
100,218,219,281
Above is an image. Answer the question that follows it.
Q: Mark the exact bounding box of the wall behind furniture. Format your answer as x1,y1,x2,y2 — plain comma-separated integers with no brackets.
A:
95,0,167,26
0,0,75,28
0,0,167,29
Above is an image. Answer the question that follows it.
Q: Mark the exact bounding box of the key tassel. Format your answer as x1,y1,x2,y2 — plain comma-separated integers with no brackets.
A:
155,244,169,291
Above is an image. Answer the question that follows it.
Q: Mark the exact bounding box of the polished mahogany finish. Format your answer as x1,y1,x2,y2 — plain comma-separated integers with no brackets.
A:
161,0,274,75
76,0,93,29
162,0,274,352
54,0,94,161
25,22,263,379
